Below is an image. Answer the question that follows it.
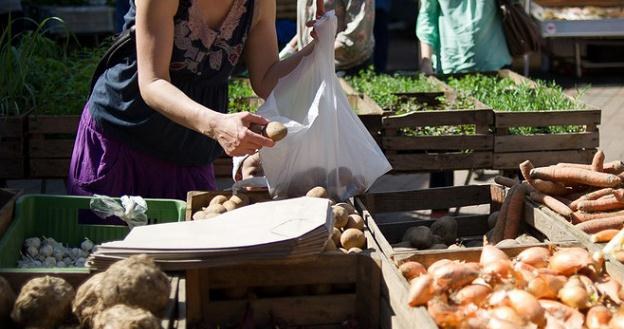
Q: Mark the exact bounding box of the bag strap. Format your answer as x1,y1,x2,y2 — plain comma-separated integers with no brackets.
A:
88,25,137,95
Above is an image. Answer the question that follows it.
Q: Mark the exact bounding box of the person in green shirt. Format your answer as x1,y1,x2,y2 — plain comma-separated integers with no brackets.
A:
416,0,511,74
416,0,512,206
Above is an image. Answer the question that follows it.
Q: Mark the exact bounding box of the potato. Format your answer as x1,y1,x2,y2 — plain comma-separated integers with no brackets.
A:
496,239,520,248
334,202,356,215
0,275,15,323
229,193,250,207
431,216,458,245
332,206,349,228
73,272,106,327
346,214,365,230
430,244,448,250
515,234,540,244
341,229,366,250
464,240,483,248
222,200,238,211
324,239,337,252
306,186,328,198
209,195,228,206
264,121,288,142
402,226,433,250
328,167,353,188
11,276,75,329
347,247,363,254
432,235,443,245
192,210,212,220
99,255,170,316
204,204,227,214
331,227,342,247
92,304,160,329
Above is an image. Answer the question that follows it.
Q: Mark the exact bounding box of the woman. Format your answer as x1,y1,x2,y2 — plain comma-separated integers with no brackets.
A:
68,0,317,200
416,0,511,214
279,0,375,76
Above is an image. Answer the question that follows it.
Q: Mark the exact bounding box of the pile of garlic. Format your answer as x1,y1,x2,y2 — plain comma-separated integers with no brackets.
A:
17,237,94,268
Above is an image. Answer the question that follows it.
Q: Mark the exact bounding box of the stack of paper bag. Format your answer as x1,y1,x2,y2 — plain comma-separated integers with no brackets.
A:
88,197,333,270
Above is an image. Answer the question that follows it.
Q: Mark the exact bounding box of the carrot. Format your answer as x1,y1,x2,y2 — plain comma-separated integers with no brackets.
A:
530,191,573,219
569,188,614,210
503,184,528,240
577,196,624,212
591,150,605,172
614,189,624,201
572,210,624,223
530,166,622,188
492,184,517,243
575,216,624,234
558,160,624,175
494,175,518,188
553,196,572,207
591,229,620,243
519,160,569,196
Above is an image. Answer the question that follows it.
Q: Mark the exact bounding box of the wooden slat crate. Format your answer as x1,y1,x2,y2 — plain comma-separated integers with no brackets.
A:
2,272,183,329
377,76,495,172
355,184,513,261
492,70,600,169
373,242,589,329
0,113,28,179
27,115,80,178
184,190,381,329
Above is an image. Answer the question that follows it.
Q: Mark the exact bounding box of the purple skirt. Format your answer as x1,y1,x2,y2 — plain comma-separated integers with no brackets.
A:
67,105,217,201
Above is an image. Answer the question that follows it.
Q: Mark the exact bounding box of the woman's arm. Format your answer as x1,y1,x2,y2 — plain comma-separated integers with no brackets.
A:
415,0,439,74
135,0,274,156
244,0,316,99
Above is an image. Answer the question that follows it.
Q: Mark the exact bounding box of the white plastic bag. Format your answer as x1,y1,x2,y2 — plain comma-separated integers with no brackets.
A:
258,11,392,201
90,195,148,229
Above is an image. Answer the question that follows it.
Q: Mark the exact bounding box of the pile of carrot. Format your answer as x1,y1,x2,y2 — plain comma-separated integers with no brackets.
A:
402,244,624,329
496,150,624,244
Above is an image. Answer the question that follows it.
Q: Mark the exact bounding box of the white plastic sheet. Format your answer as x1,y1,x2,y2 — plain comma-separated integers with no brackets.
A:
258,11,391,201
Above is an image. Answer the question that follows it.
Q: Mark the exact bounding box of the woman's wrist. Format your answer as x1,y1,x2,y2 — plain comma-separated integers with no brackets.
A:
196,108,224,139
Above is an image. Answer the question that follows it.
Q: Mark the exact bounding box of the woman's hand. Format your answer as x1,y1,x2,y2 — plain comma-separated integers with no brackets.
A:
240,152,264,179
209,112,275,157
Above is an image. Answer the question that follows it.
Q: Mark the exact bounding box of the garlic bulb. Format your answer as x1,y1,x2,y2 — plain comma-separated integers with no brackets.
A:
26,246,38,258
44,257,56,267
39,245,53,257
81,239,94,252
24,237,41,249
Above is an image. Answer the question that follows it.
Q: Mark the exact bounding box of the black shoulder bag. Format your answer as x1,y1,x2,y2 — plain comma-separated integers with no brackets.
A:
496,0,543,56
88,26,137,94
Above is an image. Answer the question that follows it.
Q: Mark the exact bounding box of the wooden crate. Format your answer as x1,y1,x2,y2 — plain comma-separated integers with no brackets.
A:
378,76,494,172
374,242,588,329
0,113,28,180
491,70,600,169
0,188,22,240
355,184,511,261
184,190,381,328
27,115,80,178
2,271,183,329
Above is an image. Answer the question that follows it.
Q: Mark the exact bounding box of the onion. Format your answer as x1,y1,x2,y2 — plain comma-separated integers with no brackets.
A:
480,245,510,266
586,305,612,329
431,262,480,291
482,259,514,280
490,306,525,326
515,247,551,268
595,276,622,304
399,261,426,281
428,259,454,274
549,247,594,276
559,276,590,310
453,284,492,306
540,300,585,329
407,274,433,307
507,289,546,327
610,308,624,329
527,273,566,300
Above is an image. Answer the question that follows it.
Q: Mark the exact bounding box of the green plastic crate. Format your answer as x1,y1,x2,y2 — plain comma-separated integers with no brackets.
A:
0,194,186,272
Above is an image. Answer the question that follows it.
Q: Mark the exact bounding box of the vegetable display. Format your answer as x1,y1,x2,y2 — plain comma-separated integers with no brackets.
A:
446,73,586,135
1,254,171,328
403,244,623,329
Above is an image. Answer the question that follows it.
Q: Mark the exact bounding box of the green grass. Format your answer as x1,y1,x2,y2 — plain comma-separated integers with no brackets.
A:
346,69,478,136
446,74,587,135
227,79,258,113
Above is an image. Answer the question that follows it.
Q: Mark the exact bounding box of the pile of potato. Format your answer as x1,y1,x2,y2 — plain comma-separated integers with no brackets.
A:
17,236,93,268
402,244,624,329
192,192,251,220
0,254,171,329
303,186,367,254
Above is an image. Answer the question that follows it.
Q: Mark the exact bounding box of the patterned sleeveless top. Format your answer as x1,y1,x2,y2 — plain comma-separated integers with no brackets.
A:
89,0,255,166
